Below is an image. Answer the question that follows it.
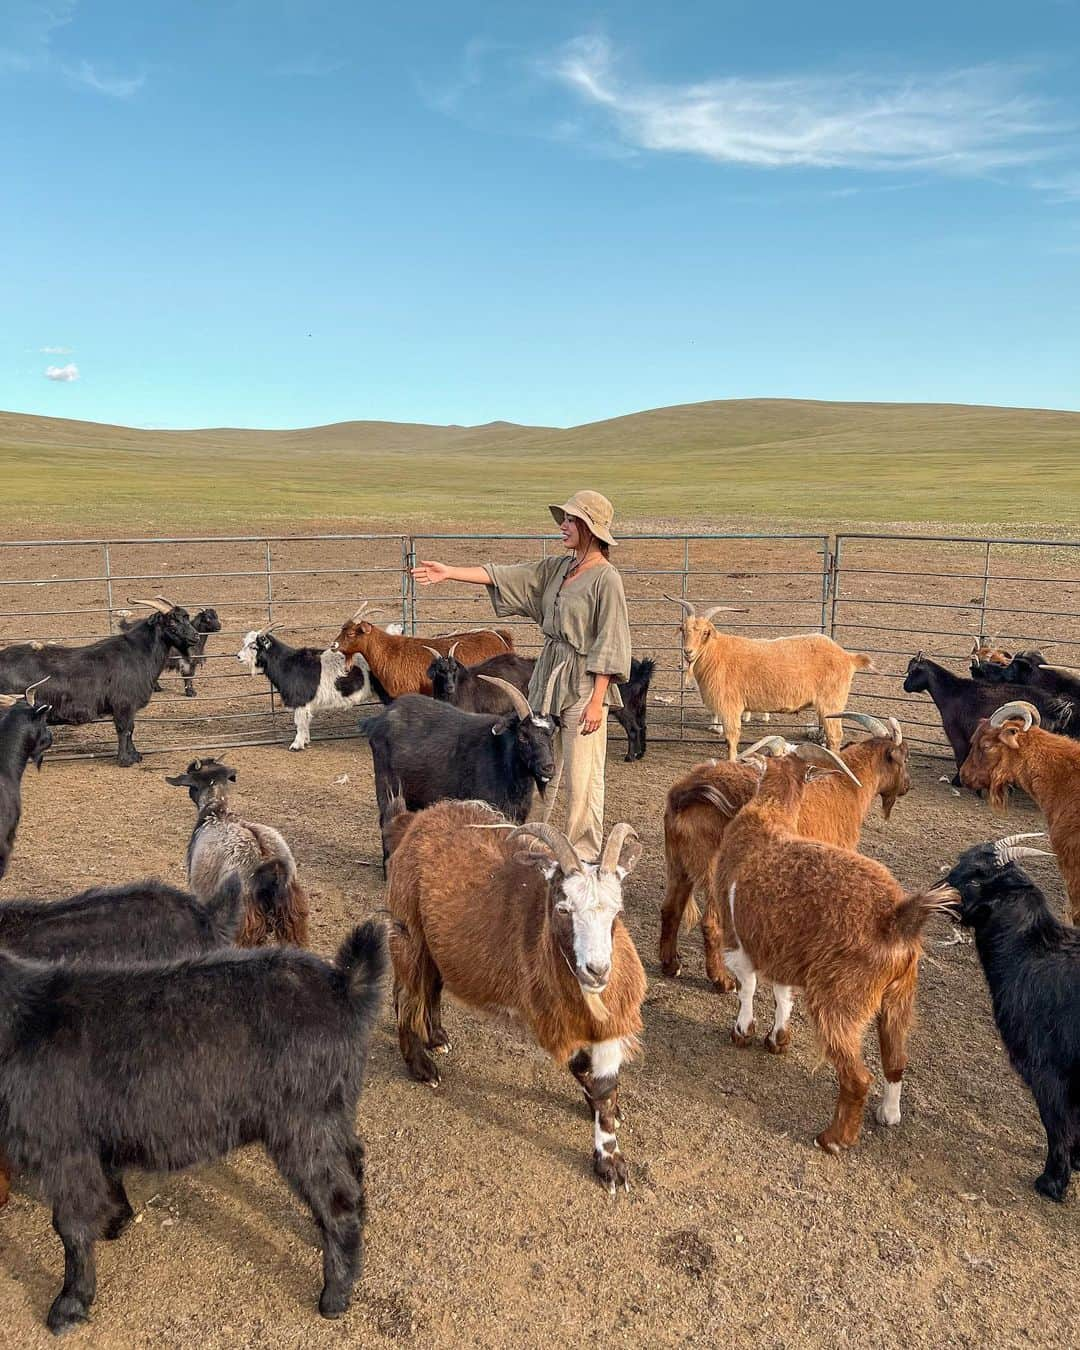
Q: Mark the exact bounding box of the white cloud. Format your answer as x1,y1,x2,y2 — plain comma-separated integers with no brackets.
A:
63,58,144,98
45,362,79,381
1,3,142,97
40,344,71,354
545,36,1064,175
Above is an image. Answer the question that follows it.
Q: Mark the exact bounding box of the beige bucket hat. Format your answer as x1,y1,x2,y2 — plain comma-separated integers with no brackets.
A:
548,490,618,547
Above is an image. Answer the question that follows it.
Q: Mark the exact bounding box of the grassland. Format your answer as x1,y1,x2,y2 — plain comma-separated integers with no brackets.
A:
0,398,1075,536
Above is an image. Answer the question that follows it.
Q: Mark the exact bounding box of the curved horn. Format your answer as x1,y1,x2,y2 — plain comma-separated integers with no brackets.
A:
738,735,792,759
970,638,982,656
23,675,51,705
349,602,370,622
540,661,567,717
989,700,1040,730
993,832,1054,865
422,646,443,661
701,605,749,622
826,711,889,738
1040,665,1080,677
663,593,695,617
886,716,903,745
506,822,583,875
599,822,641,876
127,597,173,614
448,641,462,659
794,742,861,786
476,675,532,722
0,693,18,708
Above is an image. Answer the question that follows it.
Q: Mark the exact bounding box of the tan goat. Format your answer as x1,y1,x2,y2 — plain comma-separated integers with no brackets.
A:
665,596,876,759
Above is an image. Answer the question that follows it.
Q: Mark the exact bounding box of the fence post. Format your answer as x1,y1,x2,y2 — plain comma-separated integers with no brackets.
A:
978,539,992,647
828,536,843,639
103,543,115,634
401,536,412,632
264,539,277,722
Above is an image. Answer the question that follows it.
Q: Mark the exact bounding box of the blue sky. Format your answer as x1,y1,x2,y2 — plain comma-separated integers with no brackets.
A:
2,0,1079,428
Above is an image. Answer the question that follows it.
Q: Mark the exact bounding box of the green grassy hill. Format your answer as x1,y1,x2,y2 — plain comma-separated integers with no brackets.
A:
0,398,1074,534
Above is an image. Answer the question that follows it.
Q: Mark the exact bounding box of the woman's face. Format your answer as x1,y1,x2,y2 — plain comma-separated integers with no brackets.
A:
559,515,586,551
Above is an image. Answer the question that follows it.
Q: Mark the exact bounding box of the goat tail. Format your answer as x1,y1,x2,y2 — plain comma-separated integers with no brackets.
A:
250,859,308,947
205,873,244,945
853,653,879,674
683,894,702,930
668,782,736,818
891,884,960,943
382,788,412,858
336,919,389,1024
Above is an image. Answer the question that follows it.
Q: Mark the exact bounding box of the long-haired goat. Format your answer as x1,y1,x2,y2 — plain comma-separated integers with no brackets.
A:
665,596,875,760
0,922,386,1333
166,758,309,945
0,679,53,882
945,836,1080,1202
710,742,955,1154
386,796,646,1192
119,606,221,697
330,602,513,697
959,700,1080,922
659,713,912,986
425,644,536,714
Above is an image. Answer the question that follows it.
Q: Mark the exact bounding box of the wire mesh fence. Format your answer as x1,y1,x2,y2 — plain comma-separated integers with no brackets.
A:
0,530,1076,761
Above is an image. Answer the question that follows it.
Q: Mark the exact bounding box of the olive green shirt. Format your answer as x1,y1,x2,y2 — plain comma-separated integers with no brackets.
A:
484,556,632,713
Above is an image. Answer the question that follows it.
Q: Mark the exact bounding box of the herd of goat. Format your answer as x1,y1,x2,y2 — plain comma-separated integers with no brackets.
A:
0,596,1078,1336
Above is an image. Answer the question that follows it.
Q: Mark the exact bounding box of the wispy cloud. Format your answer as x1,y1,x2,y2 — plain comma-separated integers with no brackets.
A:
1,2,143,97
40,344,71,354
543,35,1065,176
44,362,78,382
1032,171,1080,202
64,58,144,98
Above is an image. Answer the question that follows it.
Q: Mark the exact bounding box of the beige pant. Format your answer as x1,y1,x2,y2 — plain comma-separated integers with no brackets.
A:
559,693,609,863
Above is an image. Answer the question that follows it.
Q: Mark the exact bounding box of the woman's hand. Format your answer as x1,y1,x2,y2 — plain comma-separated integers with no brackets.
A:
411,560,450,586
580,696,605,736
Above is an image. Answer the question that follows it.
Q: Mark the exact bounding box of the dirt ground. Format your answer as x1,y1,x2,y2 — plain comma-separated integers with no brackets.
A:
1,528,1078,1347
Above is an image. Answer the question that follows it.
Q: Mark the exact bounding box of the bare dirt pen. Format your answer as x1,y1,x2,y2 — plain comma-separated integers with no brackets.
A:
1,529,1078,1348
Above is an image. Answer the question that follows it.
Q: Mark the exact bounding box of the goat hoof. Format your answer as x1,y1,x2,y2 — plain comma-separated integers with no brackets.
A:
730,1023,755,1048
594,1149,628,1194
710,973,736,994
288,744,304,753
47,1296,90,1335
103,1208,134,1240
813,1132,843,1156
428,1030,452,1055
318,1286,352,1319
874,1102,902,1127
1035,1171,1068,1203
764,1029,791,1055
117,753,142,767
660,957,681,979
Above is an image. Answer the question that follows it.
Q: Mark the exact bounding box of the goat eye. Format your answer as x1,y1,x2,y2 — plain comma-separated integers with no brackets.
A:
555,902,572,915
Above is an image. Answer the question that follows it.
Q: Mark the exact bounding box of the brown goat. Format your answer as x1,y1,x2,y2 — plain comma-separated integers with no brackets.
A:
711,743,955,1154
970,636,1012,666
659,715,912,986
329,602,513,697
959,699,1080,921
386,797,646,1192
665,596,876,759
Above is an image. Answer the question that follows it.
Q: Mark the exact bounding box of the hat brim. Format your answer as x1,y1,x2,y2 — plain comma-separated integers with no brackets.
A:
548,503,618,547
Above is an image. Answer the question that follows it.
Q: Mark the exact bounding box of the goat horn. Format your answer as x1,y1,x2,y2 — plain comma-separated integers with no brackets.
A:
739,735,792,759
663,593,695,617
701,605,749,622
506,822,583,875
993,832,1054,866
794,742,861,786
23,675,51,705
599,822,640,876
540,661,567,718
127,596,173,614
0,693,19,708
989,700,1040,730
1040,664,1080,677
422,646,443,660
970,639,982,656
476,675,532,722
827,711,889,738
886,716,903,745
349,602,370,621
448,641,461,659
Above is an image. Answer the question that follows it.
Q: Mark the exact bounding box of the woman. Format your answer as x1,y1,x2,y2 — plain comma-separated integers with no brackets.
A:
410,490,631,863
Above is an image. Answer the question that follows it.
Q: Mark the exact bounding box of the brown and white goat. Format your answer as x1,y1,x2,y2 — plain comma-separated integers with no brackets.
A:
659,714,912,986
166,758,309,946
665,596,876,760
386,797,646,1192
711,743,954,1154
959,700,1080,922
329,602,513,697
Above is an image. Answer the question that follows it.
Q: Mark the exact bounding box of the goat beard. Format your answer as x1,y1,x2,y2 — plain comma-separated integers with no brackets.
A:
988,774,1012,812
581,989,610,1023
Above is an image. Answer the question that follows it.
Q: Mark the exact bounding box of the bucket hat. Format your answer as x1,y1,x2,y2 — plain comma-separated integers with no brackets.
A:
548,490,618,547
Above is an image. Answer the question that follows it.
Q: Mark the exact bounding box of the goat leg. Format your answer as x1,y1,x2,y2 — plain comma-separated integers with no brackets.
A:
701,897,736,992
112,709,142,766
101,1163,134,1240
48,1176,108,1334
586,1039,629,1195
1034,1099,1072,1202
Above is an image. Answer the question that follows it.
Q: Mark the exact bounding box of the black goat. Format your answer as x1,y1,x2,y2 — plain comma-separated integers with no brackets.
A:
946,835,1080,1202
977,650,1080,714
0,921,386,1333
0,597,198,765
426,645,536,714
239,627,383,750
902,654,1071,781
120,606,221,697
610,657,656,761
359,666,562,862
0,681,52,882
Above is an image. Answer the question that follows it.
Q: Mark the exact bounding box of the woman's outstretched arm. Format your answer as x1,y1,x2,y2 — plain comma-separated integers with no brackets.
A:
411,561,492,586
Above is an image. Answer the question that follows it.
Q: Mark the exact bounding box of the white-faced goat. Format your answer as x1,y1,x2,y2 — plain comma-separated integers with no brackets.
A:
238,626,378,750
166,758,309,945
386,797,646,1192
0,921,386,1334
0,679,52,882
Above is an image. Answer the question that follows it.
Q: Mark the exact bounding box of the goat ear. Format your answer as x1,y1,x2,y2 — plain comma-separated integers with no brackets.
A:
999,726,1021,749
31,703,51,720
513,846,559,879
491,715,513,735
165,774,194,787
227,770,237,782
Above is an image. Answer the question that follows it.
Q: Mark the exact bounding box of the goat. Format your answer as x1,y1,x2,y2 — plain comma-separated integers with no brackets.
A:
709,741,956,1153
0,922,386,1333
610,658,656,761
359,664,564,862
666,596,875,759
0,596,198,765
386,796,646,1192
120,606,221,697
902,653,1073,782
659,713,912,986
425,644,536,714
166,758,309,945
330,601,513,697
238,626,379,750
968,636,1014,674
0,679,53,882
945,836,1080,1202
0,873,242,1209
959,700,1080,922
984,653,1080,721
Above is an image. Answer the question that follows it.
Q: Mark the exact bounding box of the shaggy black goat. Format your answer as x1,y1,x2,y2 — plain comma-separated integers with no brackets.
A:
610,657,656,761
0,680,52,882
0,921,386,1333
120,606,221,697
0,597,198,766
425,645,536,714
359,665,563,862
946,835,1080,1202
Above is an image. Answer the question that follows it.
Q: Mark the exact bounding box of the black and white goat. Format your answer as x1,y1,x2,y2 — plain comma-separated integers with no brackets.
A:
238,625,383,750
120,606,221,697
0,679,52,882
946,835,1080,1202
0,922,386,1333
